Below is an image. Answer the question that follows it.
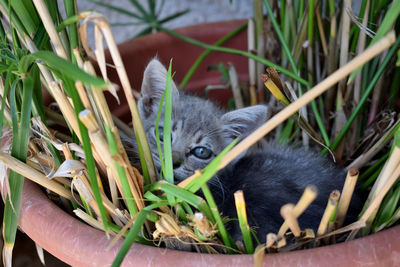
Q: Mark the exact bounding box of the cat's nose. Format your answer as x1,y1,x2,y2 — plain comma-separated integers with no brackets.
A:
172,158,182,169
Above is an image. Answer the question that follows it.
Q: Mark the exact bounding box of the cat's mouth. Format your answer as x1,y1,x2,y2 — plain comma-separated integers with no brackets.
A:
153,162,194,184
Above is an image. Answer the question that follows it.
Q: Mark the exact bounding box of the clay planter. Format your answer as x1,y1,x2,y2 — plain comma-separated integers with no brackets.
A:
17,20,400,266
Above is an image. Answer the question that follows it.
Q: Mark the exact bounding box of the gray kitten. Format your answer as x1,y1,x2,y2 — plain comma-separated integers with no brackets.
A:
130,59,361,243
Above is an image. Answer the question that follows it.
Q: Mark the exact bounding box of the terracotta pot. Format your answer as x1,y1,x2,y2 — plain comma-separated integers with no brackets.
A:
17,20,400,266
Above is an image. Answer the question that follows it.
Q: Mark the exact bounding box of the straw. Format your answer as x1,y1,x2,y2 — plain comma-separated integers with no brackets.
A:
218,31,395,170
335,168,359,228
280,204,301,237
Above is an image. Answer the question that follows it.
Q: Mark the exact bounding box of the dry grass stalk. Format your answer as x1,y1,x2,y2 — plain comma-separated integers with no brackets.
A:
256,34,265,103
333,0,352,159
348,0,370,153
265,232,286,250
0,86,11,124
32,0,68,59
368,50,388,124
347,118,400,170
79,109,145,211
219,31,395,169
72,174,101,216
75,81,92,110
369,147,400,203
228,63,244,108
317,190,340,237
316,9,328,56
79,110,127,202
106,214,137,250
234,190,249,221
280,204,301,237
262,71,289,105
353,0,370,104
247,19,257,105
74,208,107,231
253,244,266,267
25,35,84,145
264,68,324,146
0,152,74,201
277,186,318,238
79,13,156,182
348,147,400,239
335,168,359,228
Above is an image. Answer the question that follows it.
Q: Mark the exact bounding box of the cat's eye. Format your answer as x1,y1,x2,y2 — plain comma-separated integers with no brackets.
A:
191,146,213,160
155,127,164,142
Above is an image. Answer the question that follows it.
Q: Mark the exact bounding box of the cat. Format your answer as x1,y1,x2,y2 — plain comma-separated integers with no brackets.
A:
127,58,361,244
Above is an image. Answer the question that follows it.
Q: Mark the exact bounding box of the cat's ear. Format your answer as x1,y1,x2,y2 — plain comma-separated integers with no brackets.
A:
221,105,267,140
139,58,179,117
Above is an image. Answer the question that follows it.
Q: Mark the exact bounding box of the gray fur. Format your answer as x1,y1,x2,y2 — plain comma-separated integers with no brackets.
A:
137,58,267,182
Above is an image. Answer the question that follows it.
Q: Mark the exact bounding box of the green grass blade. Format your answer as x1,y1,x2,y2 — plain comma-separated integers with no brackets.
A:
234,191,254,253
155,90,166,177
127,0,150,19
10,0,39,35
87,0,144,20
163,60,173,183
374,186,400,230
105,125,138,215
28,51,107,88
111,210,158,267
146,181,203,208
201,183,235,252
63,0,79,59
158,9,189,24
62,75,110,232
3,75,33,265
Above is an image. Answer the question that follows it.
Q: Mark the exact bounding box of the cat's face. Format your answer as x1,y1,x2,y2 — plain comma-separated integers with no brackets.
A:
138,59,267,183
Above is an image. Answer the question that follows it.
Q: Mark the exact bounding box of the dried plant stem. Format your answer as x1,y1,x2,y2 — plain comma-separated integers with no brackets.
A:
316,9,328,56
75,81,92,110
280,204,301,237
73,174,101,216
74,208,106,231
228,63,244,109
87,15,156,183
253,244,266,267
349,0,370,153
112,115,132,137
32,0,68,59
0,152,74,201
247,19,257,105
347,118,400,170
24,35,81,141
347,148,400,238
317,190,340,237
219,31,395,169
83,61,143,197
335,168,359,228
277,186,318,238
369,147,400,204
79,110,144,213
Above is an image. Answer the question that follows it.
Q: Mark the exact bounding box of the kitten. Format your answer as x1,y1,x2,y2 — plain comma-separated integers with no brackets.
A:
130,58,360,243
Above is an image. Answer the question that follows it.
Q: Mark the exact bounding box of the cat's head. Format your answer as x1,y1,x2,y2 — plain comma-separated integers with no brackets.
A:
138,58,267,183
